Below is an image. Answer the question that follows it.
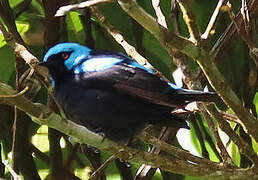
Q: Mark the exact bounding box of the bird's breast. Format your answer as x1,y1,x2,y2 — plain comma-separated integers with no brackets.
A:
54,77,157,140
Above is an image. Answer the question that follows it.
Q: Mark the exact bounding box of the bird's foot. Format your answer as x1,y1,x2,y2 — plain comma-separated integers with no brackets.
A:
94,128,107,142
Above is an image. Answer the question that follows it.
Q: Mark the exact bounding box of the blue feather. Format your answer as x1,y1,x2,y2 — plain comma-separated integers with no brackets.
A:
129,61,154,74
74,57,123,74
40,43,218,141
43,43,91,70
168,82,181,90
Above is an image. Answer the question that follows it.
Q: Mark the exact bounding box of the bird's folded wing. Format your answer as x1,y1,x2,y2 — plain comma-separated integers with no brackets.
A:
77,63,202,108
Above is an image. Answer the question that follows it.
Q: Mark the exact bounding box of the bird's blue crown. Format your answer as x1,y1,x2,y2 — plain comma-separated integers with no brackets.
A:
43,43,92,70
43,43,182,91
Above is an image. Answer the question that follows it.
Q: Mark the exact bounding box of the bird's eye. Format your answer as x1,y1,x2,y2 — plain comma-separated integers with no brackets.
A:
61,52,70,60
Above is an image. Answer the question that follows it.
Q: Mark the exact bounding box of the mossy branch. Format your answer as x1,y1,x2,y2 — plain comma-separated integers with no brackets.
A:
1,81,258,178
116,0,258,143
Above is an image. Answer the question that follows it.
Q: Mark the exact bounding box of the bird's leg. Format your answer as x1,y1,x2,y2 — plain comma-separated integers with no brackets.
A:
93,127,107,142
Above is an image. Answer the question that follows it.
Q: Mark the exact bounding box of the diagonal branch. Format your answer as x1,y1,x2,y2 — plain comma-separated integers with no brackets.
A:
0,21,38,67
176,0,201,45
0,81,243,178
172,0,258,143
198,103,234,165
151,0,168,28
201,0,227,39
211,0,258,59
116,0,258,143
206,104,258,166
91,6,153,69
138,131,219,166
117,0,199,58
1,81,258,178
55,0,114,16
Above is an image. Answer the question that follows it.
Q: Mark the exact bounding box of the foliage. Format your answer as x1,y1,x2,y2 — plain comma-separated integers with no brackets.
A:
0,0,257,180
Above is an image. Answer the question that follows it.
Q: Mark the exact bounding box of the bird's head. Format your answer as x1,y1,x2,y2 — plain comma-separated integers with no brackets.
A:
40,43,91,84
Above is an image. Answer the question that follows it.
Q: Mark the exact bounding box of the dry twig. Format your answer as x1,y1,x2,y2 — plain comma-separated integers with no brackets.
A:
152,0,168,28
202,0,227,39
176,0,201,44
2,160,22,180
198,103,234,165
55,0,113,16
0,21,38,67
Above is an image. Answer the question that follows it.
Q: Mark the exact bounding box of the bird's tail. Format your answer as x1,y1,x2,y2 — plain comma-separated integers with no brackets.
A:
174,89,220,103
149,113,190,129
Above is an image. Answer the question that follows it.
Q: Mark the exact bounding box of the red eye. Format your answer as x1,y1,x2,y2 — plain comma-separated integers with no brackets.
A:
61,52,70,60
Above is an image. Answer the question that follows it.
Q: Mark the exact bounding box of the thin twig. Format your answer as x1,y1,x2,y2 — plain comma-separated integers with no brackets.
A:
226,2,240,32
198,103,234,165
91,7,155,71
211,0,258,59
241,0,250,33
0,20,49,81
170,1,202,89
176,0,201,45
138,131,220,166
89,155,116,179
206,104,258,166
2,160,22,180
0,86,29,98
201,0,226,39
169,0,258,168
117,0,197,58
226,1,258,85
55,0,114,17
0,21,38,67
91,7,173,84
151,0,168,28
135,127,179,180
219,111,241,124
1,81,258,178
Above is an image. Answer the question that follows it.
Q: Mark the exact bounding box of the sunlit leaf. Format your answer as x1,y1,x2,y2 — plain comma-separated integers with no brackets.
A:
231,142,241,167
66,12,85,44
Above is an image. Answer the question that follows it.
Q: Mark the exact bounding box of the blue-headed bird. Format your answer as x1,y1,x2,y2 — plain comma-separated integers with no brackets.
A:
40,43,218,141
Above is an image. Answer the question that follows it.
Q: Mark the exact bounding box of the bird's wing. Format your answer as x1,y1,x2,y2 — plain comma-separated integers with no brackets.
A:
73,54,218,108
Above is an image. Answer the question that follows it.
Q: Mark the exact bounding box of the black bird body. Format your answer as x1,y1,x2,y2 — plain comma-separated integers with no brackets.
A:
41,43,218,141
54,77,172,140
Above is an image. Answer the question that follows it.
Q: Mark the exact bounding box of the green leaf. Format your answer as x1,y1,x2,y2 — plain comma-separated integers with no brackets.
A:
66,12,85,44
231,141,240,167
189,120,202,155
17,21,30,36
9,0,24,8
97,3,174,79
0,22,29,83
204,141,220,162
0,45,15,83
252,137,258,154
253,92,258,154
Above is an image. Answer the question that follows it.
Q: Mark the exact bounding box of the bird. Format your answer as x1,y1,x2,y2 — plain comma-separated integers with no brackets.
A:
40,42,218,141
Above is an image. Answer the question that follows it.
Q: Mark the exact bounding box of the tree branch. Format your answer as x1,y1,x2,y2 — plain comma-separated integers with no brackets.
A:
198,103,234,165
176,0,201,45
91,7,153,70
2,160,22,180
206,104,258,166
55,0,114,17
1,81,257,178
201,0,226,39
151,0,168,28
138,131,218,166
173,0,258,143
